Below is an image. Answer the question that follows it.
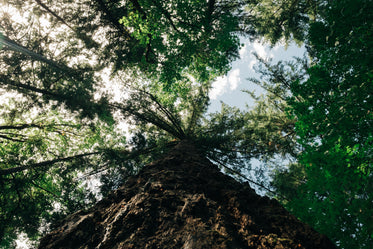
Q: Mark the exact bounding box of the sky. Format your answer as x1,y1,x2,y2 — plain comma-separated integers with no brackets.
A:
208,37,305,113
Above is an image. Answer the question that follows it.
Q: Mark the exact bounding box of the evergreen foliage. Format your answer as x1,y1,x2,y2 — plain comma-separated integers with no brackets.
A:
261,0,373,247
0,0,370,248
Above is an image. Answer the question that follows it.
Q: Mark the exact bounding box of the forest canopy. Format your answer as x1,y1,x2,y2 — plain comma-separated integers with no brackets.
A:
0,0,371,248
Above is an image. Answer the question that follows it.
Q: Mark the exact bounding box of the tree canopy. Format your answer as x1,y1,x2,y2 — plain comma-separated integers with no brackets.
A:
0,0,371,248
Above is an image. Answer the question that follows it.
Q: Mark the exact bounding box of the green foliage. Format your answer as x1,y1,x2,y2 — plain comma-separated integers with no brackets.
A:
0,12,111,120
264,0,373,248
0,100,103,247
243,0,321,45
116,0,242,85
202,95,297,163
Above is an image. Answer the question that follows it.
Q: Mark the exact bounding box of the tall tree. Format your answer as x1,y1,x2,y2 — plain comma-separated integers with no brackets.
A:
0,0,328,247
37,140,337,249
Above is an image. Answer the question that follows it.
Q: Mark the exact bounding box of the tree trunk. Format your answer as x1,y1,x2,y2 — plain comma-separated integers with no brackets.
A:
38,140,337,249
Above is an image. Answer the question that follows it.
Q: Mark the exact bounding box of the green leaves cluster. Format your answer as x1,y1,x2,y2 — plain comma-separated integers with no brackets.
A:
243,0,320,45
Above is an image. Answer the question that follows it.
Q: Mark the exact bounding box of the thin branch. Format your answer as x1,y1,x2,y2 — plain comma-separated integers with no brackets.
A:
111,103,181,139
0,34,65,70
208,157,289,201
0,124,40,130
30,180,60,199
141,90,186,138
0,152,100,176
205,0,216,27
0,134,27,142
34,0,74,30
150,0,181,33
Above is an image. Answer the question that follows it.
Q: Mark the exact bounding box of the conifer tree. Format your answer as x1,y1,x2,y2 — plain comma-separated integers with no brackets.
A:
0,0,324,247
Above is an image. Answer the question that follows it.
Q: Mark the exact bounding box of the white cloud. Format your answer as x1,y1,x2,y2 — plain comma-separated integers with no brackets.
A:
209,69,241,99
228,68,240,90
253,41,267,58
209,75,228,100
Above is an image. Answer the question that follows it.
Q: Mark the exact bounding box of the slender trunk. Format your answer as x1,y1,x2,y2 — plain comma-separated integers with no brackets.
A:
0,35,63,69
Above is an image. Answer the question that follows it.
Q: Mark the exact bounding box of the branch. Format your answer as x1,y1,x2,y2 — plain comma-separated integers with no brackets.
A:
208,157,289,201
0,152,100,176
94,0,131,37
0,124,40,130
1,77,66,99
150,0,181,33
110,103,182,139
34,0,74,30
135,110,181,138
206,0,216,24
0,123,82,131
140,90,186,138
30,180,60,199
0,134,27,142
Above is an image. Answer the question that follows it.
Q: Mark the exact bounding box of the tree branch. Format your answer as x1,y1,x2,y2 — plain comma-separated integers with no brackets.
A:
0,152,100,176
0,123,82,131
94,0,131,37
208,157,288,201
0,134,27,142
140,90,186,138
0,124,40,130
150,0,181,33
34,0,74,30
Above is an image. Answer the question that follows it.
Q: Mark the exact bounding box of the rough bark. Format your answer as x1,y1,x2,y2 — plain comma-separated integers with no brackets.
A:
38,140,337,249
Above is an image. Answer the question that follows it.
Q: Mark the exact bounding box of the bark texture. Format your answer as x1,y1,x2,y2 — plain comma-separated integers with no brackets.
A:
39,140,337,249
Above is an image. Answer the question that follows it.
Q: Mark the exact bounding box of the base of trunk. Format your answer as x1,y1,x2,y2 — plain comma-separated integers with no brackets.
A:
39,141,336,249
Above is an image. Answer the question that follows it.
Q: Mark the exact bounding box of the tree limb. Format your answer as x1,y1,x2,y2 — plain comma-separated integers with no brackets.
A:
208,157,289,201
0,152,100,176
34,0,74,30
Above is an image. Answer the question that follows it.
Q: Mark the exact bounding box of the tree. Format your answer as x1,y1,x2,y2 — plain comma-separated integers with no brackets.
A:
260,0,373,248
0,0,334,247
37,140,337,249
